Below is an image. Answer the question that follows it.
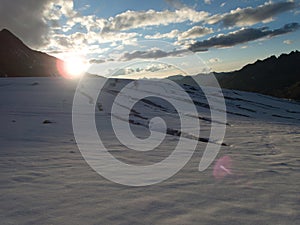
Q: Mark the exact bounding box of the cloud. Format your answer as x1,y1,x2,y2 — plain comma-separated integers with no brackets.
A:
45,6,209,51
204,0,212,5
0,0,77,48
0,0,51,48
45,32,86,52
2,0,298,62
111,63,173,77
102,8,209,32
66,15,106,33
89,59,106,64
283,39,293,44
45,30,139,55
44,0,76,19
178,26,213,40
207,1,297,27
120,48,189,61
189,23,300,52
145,26,213,40
143,63,172,72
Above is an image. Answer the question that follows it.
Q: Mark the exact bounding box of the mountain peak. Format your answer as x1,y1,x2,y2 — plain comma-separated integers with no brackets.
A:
0,28,25,47
0,28,17,38
1,28,11,33
0,28,61,77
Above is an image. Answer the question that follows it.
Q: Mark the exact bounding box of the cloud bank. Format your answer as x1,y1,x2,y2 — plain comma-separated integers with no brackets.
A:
207,1,297,27
102,8,209,33
0,0,76,48
1,0,299,67
145,26,213,40
189,23,300,52
120,48,189,61
0,0,50,48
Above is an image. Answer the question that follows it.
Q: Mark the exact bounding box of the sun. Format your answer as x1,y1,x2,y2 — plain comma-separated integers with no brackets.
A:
63,56,89,78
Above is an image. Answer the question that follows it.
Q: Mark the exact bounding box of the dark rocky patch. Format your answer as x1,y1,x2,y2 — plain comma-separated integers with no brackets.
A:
43,120,53,124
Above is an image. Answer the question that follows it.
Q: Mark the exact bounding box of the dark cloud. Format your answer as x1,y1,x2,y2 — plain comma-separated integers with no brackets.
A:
208,1,297,27
46,50,65,54
89,59,106,64
0,0,51,48
189,23,300,52
120,49,188,61
0,0,76,49
270,22,300,36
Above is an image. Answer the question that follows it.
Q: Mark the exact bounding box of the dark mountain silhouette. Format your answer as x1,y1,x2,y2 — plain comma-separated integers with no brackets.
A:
169,51,300,100
0,29,62,77
216,50,300,100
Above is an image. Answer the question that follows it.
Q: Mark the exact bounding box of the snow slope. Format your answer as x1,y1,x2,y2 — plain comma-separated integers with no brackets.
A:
0,77,299,224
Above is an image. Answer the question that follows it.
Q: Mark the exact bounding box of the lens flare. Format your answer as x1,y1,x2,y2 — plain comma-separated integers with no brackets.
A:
213,156,233,179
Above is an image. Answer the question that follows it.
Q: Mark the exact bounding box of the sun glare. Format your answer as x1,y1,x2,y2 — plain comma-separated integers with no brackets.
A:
64,56,88,78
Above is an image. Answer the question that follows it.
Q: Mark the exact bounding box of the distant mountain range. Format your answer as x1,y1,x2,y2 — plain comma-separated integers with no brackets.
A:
0,28,299,100
216,51,300,100
169,51,300,100
0,29,62,77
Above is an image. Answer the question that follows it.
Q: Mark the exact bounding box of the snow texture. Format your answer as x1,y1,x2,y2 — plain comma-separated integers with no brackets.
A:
0,77,299,224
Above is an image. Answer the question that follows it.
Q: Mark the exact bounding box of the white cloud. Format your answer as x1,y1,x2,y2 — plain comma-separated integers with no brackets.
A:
43,0,77,29
0,0,79,48
102,8,209,32
108,63,174,78
0,0,52,48
145,26,213,41
66,15,106,32
44,29,139,55
43,4,212,56
178,26,213,40
204,0,212,5
174,39,197,48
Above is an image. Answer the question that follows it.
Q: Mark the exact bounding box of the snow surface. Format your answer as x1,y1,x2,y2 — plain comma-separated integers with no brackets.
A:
0,77,299,224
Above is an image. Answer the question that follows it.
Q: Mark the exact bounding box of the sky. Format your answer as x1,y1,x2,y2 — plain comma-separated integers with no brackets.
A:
1,0,300,77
